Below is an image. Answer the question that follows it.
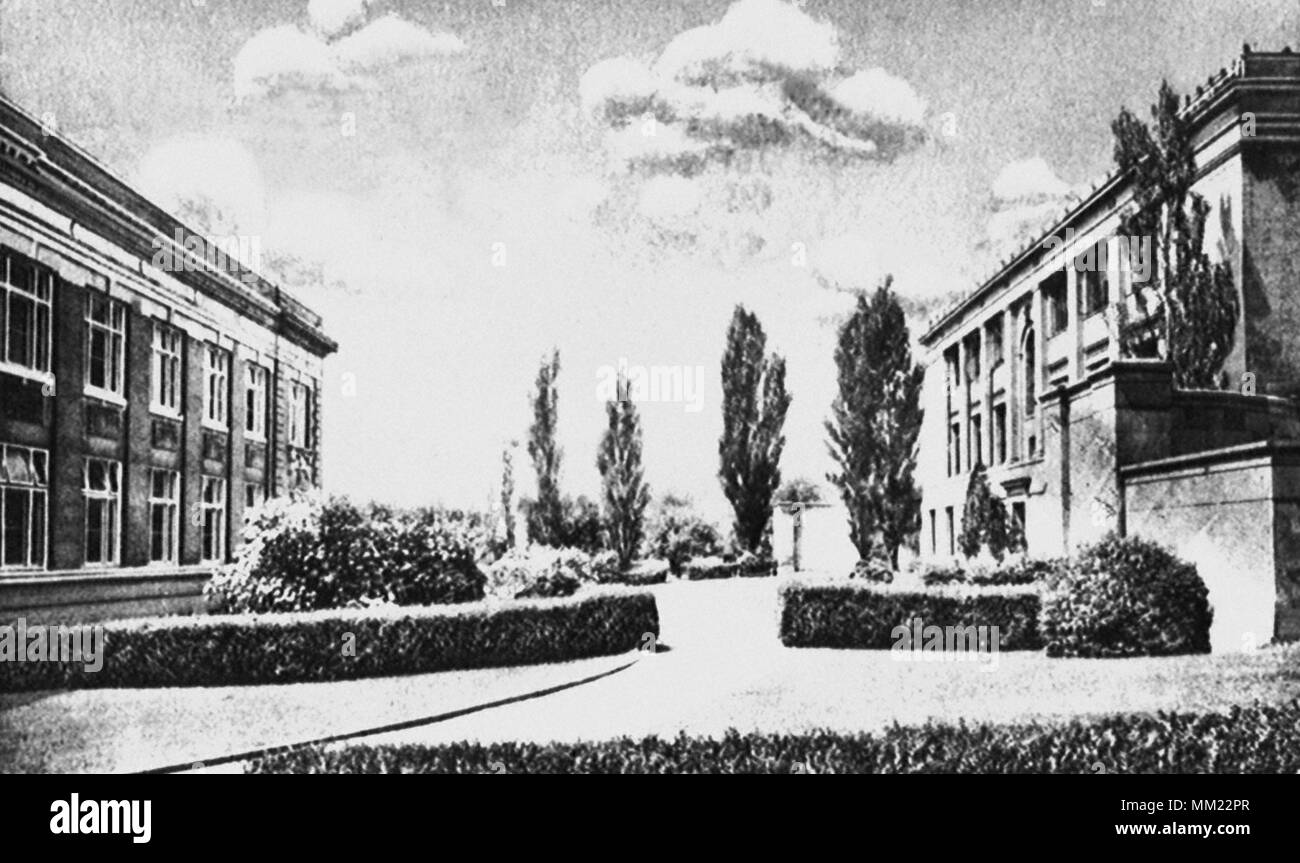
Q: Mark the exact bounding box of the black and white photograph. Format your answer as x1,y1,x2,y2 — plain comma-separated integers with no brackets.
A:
0,0,1298,826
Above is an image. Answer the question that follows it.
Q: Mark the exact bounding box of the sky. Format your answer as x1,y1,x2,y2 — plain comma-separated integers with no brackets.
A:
2,0,1298,524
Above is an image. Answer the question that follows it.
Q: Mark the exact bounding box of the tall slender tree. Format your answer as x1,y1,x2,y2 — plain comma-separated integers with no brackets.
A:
597,398,651,569
1112,81,1238,388
526,349,564,545
500,441,518,550
718,305,792,556
825,278,924,568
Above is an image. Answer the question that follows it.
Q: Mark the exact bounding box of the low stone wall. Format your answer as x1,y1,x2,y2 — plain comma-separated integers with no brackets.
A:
0,566,211,626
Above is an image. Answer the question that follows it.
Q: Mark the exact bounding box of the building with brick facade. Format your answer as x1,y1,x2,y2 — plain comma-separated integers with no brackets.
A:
916,48,1300,649
0,95,337,622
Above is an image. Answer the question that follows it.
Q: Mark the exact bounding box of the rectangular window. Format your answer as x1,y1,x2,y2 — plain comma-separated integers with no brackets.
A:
245,363,269,440
148,469,180,564
1011,501,1026,540
151,323,183,415
0,444,48,569
1043,271,1068,337
244,480,264,512
948,422,961,476
986,315,1004,367
85,293,126,398
969,414,983,469
964,334,981,385
945,507,955,556
928,509,937,555
201,476,226,563
1,250,53,375
1081,241,1109,317
83,457,121,565
289,381,312,448
204,345,230,428
993,404,1008,465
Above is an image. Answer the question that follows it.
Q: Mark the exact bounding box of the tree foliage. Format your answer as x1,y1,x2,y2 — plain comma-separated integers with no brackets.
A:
1112,81,1238,388
956,462,1023,561
718,305,792,556
526,349,565,545
825,279,925,568
597,398,651,569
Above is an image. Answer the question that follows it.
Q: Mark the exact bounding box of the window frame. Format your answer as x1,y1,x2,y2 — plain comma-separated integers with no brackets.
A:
244,362,269,441
203,344,230,430
84,293,127,404
83,457,122,566
0,443,49,570
288,381,312,449
200,476,227,563
150,323,184,417
0,249,54,383
148,468,180,565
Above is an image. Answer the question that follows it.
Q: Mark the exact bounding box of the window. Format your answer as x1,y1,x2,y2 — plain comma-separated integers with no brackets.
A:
204,345,230,428
1043,271,1068,337
85,294,126,398
151,323,183,415
245,364,269,440
200,476,226,563
1011,501,1026,542
993,404,1008,465
1081,241,1109,317
244,481,264,512
83,458,121,565
986,315,1004,367
929,509,937,555
964,334,981,385
945,507,955,556
1,444,47,569
289,381,312,448
969,414,983,469
149,469,179,564
1022,327,1037,417
948,422,961,476
1,250,52,375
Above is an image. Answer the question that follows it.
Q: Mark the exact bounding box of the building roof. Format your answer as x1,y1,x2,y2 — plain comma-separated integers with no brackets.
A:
0,94,338,357
919,46,1300,348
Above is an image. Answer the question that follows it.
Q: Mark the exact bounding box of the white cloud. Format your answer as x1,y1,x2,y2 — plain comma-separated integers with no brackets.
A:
233,12,464,100
233,26,349,101
308,0,369,38
333,15,465,70
831,68,928,126
992,156,1071,201
135,134,267,238
655,0,839,83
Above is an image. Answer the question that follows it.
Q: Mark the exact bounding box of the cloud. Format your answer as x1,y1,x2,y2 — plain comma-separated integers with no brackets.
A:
582,0,927,170
308,0,369,38
983,157,1079,260
233,10,464,100
991,156,1071,202
135,134,267,239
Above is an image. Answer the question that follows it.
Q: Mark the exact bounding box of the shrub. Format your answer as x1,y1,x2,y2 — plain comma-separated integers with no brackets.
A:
850,558,895,584
736,551,778,578
484,546,607,600
683,556,740,580
918,561,967,587
646,495,725,575
206,493,486,614
970,556,1064,587
0,590,660,692
1041,533,1212,658
521,494,606,554
780,580,1042,650
248,701,1300,774
611,559,670,585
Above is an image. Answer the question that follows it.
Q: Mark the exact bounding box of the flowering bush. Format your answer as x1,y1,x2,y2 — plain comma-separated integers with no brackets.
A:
484,546,620,600
645,495,725,575
206,492,486,614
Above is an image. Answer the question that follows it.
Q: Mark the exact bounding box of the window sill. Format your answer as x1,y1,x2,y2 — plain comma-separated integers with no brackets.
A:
201,420,230,434
0,363,54,388
244,432,267,444
84,387,127,408
150,406,183,421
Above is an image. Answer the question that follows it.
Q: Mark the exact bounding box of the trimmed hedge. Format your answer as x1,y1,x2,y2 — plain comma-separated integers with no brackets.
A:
780,580,1043,650
0,590,659,692
1042,533,1212,658
684,554,777,580
248,700,1300,773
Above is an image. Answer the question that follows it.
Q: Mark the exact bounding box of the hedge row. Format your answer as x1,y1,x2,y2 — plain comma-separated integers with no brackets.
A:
248,700,1300,773
684,556,777,580
779,580,1043,650
0,590,659,692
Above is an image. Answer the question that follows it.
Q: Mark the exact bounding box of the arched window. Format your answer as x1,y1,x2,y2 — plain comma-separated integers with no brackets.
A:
1020,323,1037,457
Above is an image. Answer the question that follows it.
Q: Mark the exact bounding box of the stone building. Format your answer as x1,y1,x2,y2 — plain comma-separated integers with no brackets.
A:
916,48,1300,648
0,95,337,622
